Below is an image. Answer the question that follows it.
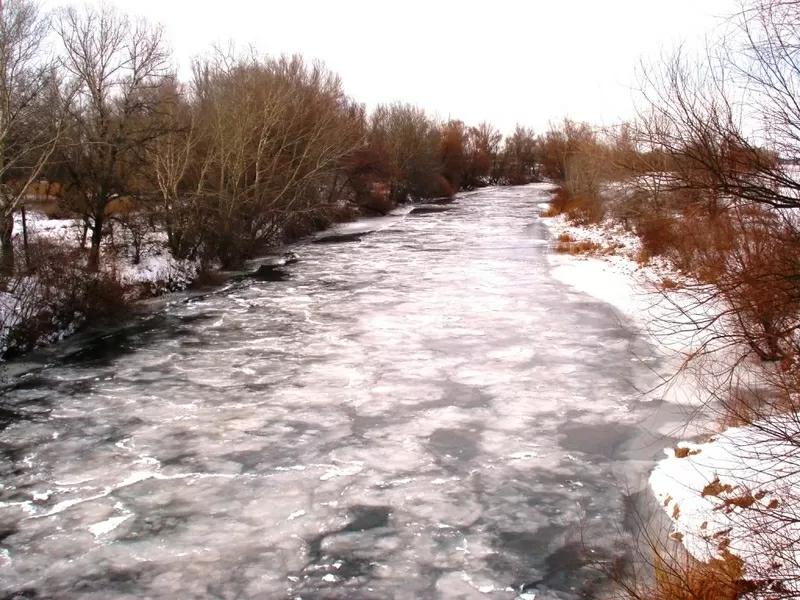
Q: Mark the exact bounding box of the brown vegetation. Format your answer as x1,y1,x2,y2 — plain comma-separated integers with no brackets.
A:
701,478,735,498
552,239,604,255
0,239,128,358
531,3,800,596
651,550,750,600
673,446,700,458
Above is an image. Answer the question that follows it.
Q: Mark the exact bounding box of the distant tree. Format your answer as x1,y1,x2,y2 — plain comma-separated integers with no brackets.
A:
503,124,538,184
145,79,206,260
463,121,502,188
538,119,596,183
341,107,396,214
179,51,363,267
438,119,466,194
371,103,442,202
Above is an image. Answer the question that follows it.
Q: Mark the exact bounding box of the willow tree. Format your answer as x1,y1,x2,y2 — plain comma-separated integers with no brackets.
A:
182,52,363,268
369,103,441,202
463,121,502,188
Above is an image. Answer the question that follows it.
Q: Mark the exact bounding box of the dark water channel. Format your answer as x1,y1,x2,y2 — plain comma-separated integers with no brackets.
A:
0,184,669,599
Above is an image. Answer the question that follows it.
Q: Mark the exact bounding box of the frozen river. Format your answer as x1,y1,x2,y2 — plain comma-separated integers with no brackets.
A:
0,184,668,599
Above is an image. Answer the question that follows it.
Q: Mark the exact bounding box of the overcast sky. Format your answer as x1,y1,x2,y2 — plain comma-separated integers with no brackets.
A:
44,0,736,133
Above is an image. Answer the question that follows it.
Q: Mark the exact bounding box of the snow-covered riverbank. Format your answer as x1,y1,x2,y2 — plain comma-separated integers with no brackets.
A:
542,211,800,592
0,213,201,358
0,206,410,360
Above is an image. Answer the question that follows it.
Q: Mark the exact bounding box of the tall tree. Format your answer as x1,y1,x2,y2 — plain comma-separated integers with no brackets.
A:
0,0,61,276
438,119,466,194
161,51,363,268
371,103,441,202
55,4,172,271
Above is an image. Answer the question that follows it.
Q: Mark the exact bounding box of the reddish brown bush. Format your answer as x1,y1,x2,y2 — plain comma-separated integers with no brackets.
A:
635,216,680,259
544,186,604,224
553,239,603,255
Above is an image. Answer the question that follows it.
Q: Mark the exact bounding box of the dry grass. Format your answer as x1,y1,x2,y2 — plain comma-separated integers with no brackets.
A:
550,186,572,212
702,477,735,498
722,492,757,510
635,215,680,258
553,239,603,255
540,204,561,217
719,387,799,429
552,235,627,257
673,446,701,458
652,550,751,600
2,239,130,359
720,390,763,429
566,199,604,225
541,186,604,225
661,277,679,290
610,508,760,600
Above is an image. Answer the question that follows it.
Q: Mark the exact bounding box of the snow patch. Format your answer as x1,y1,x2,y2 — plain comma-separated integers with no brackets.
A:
88,514,133,538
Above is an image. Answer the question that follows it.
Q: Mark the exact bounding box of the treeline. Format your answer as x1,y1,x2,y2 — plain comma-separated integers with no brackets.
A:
0,0,551,282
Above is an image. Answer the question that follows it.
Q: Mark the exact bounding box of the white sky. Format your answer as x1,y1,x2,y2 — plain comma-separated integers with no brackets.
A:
44,0,737,133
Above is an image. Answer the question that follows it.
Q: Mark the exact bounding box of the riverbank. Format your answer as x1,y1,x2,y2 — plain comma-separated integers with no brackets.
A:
0,202,429,362
541,208,800,593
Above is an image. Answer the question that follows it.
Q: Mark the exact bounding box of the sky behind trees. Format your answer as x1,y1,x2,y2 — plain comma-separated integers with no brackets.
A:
41,0,734,132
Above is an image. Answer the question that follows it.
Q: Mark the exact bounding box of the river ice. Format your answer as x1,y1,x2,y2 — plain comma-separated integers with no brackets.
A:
0,184,674,599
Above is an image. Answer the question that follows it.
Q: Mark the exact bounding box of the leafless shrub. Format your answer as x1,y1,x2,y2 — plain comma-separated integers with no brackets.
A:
0,238,127,358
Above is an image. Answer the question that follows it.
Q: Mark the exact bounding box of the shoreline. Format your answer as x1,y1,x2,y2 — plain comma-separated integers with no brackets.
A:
0,197,441,368
540,208,800,591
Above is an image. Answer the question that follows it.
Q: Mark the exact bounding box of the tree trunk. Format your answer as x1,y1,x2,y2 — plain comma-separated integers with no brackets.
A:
87,212,103,272
81,217,89,248
0,213,14,277
21,206,29,271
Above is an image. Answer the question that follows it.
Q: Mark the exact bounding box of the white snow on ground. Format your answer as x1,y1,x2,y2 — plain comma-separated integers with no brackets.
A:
650,421,800,591
544,214,678,341
0,212,201,358
543,213,715,406
541,205,800,591
16,211,200,290
115,251,199,294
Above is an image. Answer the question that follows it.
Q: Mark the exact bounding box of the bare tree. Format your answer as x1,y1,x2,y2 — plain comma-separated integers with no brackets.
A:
172,51,364,268
370,103,442,202
0,0,62,276
145,79,205,260
503,124,538,184
464,121,502,188
55,4,173,271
